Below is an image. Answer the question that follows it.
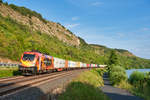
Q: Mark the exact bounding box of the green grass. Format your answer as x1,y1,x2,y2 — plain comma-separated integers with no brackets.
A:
117,80,133,91
0,67,21,78
73,69,105,87
58,69,110,100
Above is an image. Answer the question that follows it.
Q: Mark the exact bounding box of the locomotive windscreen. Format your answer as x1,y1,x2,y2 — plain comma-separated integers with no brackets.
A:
22,54,35,61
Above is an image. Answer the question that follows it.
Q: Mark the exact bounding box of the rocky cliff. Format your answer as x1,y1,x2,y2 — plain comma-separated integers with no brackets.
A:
0,3,80,46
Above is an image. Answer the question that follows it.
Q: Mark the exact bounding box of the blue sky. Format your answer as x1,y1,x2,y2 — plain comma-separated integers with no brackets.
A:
5,0,150,59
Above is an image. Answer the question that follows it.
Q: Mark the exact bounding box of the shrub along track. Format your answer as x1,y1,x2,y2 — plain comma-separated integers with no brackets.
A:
0,69,87,97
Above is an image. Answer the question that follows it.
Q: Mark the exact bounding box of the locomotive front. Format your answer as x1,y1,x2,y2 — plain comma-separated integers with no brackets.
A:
19,52,39,75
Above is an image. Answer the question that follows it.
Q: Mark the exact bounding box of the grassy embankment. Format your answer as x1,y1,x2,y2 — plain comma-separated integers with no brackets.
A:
58,68,110,100
108,65,150,100
0,67,21,78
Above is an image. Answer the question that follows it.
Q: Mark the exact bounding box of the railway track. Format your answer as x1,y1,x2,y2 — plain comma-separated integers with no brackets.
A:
0,70,84,97
0,71,66,88
0,76,25,83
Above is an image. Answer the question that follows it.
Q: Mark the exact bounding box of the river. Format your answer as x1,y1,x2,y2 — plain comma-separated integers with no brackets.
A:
126,69,150,78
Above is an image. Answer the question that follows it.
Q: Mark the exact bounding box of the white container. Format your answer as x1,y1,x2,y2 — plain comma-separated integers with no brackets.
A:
54,57,65,68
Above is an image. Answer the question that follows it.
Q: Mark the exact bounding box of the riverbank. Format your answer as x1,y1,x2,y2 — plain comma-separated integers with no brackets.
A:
117,70,150,100
101,73,143,100
106,65,150,100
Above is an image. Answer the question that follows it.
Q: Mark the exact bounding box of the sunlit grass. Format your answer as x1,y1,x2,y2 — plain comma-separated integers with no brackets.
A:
0,67,21,78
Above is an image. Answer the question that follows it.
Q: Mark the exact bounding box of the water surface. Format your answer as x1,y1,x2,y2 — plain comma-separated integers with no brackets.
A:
126,69,150,78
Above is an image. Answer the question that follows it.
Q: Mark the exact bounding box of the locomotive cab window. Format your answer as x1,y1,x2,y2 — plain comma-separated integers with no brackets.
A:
22,54,35,61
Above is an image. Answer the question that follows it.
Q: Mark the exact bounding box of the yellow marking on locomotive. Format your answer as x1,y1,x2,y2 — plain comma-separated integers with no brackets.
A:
21,60,35,67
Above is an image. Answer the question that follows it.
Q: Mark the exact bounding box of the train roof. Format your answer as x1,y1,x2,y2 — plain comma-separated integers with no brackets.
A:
23,51,52,58
24,51,41,55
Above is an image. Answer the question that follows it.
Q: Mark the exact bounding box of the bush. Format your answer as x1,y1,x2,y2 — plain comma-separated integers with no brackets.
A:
109,65,127,85
128,71,150,99
129,71,145,87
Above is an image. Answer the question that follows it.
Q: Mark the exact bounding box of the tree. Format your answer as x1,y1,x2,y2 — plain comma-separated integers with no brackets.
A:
0,0,3,3
4,1,8,5
107,50,119,75
108,50,119,66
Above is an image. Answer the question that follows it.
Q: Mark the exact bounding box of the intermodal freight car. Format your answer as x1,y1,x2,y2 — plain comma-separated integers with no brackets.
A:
19,51,101,75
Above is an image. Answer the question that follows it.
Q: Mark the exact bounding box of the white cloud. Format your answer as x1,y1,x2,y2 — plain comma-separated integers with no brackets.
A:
71,17,79,21
91,2,103,7
142,27,150,31
65,23,80,28
116,32,125,38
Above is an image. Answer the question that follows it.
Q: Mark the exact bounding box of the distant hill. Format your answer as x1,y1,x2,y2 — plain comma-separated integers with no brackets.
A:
0,1,150,69
90,44,134,57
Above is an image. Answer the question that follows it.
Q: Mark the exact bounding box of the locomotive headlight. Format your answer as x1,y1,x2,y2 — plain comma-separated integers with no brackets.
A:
30,62,36,67
30,64,34,67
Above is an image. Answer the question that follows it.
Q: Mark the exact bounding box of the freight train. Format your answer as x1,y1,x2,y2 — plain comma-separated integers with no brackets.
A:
19,51,102,75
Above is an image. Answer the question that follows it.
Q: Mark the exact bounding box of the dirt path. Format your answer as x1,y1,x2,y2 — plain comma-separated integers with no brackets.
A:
101,73,144,100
